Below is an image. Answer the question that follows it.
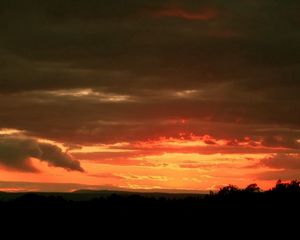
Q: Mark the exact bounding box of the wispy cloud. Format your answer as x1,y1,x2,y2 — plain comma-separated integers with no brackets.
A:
152,6,218,21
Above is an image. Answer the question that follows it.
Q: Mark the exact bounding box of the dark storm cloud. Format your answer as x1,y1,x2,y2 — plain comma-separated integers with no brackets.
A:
0,0,300,150
0,91,300,146
0,136,84,172
1,0,299,94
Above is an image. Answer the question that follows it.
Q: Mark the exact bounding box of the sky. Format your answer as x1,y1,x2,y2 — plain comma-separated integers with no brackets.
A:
0,0,300,192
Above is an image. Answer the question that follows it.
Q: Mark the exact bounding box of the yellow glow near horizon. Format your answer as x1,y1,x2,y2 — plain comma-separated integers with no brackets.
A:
0,128,24,135
0,133,284,192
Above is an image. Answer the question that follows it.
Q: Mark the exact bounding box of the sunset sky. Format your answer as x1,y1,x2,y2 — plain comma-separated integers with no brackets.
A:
1,0,300,192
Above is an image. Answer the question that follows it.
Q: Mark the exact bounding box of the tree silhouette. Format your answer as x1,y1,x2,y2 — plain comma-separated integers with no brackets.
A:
244,183,260,193
218,185,240,196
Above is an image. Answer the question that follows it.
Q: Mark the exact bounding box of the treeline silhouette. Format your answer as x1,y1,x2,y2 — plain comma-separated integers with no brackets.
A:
0,181,297,238
1,180,300,218
1,180,300,234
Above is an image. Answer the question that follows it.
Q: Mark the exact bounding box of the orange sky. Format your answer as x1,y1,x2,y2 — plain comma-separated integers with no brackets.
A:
0,128,289,192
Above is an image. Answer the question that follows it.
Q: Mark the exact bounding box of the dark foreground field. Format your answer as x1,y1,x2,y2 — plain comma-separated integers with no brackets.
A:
1,181,299,235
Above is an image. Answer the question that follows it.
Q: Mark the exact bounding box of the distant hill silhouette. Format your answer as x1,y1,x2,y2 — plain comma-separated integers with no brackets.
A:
73,188,208,194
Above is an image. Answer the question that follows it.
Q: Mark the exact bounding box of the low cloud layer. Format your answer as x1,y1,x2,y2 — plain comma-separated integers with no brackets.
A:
261,153,300,170
0,181,109,192
0,136,84,172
